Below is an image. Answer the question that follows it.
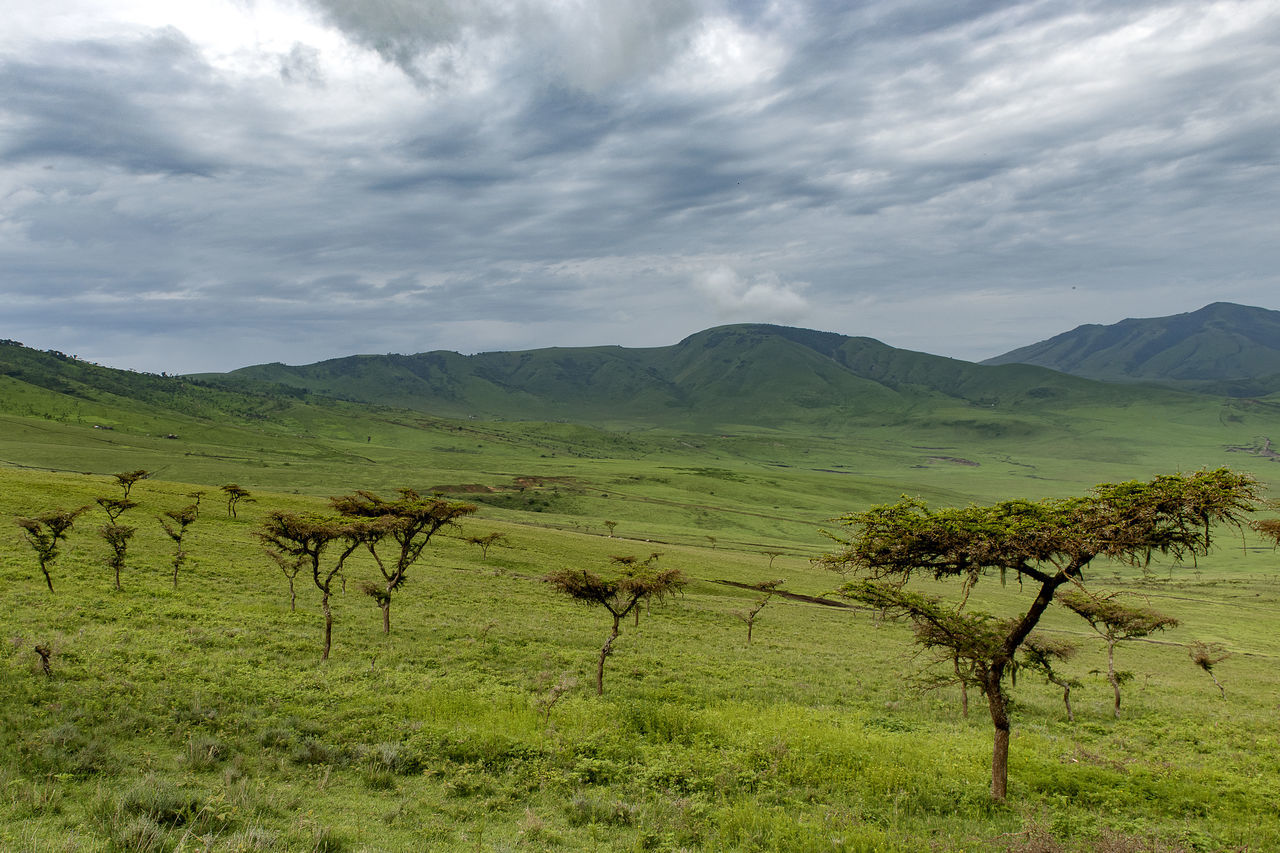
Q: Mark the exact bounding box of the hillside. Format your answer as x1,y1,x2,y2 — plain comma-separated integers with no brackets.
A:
983,302,1280,395
198,324,1185,429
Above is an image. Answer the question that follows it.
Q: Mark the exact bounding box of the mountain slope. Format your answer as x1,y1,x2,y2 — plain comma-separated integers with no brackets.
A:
199,323,1184,428
983,303,1280,394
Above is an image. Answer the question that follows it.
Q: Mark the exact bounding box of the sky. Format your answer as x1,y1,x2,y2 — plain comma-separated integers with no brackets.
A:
2,0,1278,374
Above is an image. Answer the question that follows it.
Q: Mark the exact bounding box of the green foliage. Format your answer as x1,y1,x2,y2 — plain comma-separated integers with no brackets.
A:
826,469,1262,800
15,506,86,592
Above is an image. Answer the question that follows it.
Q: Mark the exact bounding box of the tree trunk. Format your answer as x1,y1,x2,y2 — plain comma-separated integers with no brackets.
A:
382,600,391,634
322,593,332,661
596,616,621,695
746,618,754,644
288,579,296,612
41,566,54,593
991,723,1010,800
985,670,1011,800
1063,683,1074,723
34,645,52,677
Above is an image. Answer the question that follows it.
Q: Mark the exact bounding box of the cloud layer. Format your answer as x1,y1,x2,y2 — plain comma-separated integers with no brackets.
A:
2,0,1277,372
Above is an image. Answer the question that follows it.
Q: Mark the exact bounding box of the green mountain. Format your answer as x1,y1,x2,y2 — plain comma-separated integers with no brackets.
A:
197,324,1178,429
983,302,1280,395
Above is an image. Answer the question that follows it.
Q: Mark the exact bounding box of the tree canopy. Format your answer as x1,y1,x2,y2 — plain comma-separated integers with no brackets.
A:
823,468,1259,799
330,489,477,633
547,558,686,695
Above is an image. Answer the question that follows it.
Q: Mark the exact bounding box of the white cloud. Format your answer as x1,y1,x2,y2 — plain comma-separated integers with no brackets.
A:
695,266,810,323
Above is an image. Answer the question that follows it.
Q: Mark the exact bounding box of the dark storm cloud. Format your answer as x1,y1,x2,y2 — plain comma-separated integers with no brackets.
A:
0,29,221,176
1,0,1278,373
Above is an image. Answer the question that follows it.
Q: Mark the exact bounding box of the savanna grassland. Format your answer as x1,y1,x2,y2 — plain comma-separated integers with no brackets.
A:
3,342,1280,852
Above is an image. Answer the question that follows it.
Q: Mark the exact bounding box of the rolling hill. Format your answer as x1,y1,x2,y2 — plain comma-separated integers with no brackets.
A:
983,302,1280,395
196,324,1187,429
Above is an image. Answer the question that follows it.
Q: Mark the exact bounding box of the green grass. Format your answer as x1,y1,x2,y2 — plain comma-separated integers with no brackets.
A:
2,463,1279,851
5,336,1280,849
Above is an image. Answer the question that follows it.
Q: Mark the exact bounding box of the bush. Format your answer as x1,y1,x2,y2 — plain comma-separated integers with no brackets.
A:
184,734,226,770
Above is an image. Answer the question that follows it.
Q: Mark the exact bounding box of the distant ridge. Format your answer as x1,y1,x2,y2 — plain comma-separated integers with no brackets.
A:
983,302,1280,396
193,323,1174,428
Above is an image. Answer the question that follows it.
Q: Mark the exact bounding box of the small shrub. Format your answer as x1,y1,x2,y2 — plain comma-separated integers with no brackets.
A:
362,768,397,791
185,734,226,770
442,763,494,798
259,726,293,749
563,793,638,827
289,738,336,767
110,814,168,853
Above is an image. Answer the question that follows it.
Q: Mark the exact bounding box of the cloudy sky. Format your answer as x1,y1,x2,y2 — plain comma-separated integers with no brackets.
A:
2,0,1278,374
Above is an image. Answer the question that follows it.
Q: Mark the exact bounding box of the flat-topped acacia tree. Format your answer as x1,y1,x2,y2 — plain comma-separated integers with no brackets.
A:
158,505,199,589
330,489,477,633
1020,633,1081,723
1056,590,1177,718
546,560,686,695
96,497,137,592
16,507,88,593
221,484,252,519
113,469,150,499
258,511,389,660
822,468,1259,800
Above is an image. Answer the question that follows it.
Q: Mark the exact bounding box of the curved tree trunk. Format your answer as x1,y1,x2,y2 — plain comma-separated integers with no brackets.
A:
597,616,621,695
41,565,54,594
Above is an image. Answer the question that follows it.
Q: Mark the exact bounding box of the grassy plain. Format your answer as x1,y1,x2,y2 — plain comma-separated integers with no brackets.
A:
2,373,1280,850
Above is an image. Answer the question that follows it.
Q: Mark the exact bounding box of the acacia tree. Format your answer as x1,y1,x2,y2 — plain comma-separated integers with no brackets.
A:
1189,641,1231,698
1057,590,1177,718
1253,517,1280,552
465,531,509,561
221,484,253,519
16,507,88,593
258,511,379,660
330,489,477,633
822,468,1258,800
266,547,304,612
850,581,1005,721
158,505,199,588
735,579,784,644
545,562,686,695
97,497,137,591
16,510,84,592
1020,633,1081,723
113,469,151,499
100,524,135,592
608,553,664,625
